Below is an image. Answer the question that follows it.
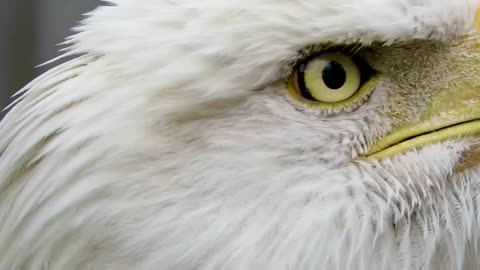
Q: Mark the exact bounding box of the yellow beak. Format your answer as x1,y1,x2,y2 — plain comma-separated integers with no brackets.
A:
363,89,480,160
363,10,480,161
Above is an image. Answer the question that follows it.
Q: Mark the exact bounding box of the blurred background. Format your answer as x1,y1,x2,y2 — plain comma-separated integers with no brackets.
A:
0,0,100,119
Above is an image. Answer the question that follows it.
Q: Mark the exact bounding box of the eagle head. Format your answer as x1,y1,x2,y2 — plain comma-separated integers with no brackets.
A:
1,0,480,269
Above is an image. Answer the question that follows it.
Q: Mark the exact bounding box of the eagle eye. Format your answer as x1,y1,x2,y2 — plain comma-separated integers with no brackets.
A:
287,50,376,114
299,53,360,103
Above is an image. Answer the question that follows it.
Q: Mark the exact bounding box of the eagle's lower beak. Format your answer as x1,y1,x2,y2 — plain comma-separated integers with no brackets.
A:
363,85,480,160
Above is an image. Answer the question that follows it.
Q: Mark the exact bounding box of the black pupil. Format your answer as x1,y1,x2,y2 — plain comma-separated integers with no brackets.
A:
322,61,346,90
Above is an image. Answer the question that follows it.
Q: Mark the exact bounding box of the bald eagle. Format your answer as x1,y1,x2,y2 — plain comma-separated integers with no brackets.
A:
1,0,480,269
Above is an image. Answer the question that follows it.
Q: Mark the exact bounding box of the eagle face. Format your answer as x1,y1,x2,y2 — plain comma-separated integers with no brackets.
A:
1,0,480,269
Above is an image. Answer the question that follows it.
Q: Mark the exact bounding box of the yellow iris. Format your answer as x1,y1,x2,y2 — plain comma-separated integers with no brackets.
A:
303,53,361,103
287,51,376,114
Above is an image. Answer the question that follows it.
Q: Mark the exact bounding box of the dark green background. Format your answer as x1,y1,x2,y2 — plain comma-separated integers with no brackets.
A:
0,0,100,119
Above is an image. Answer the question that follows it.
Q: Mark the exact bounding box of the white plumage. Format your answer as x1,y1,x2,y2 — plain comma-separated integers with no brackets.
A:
1,0,480,269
